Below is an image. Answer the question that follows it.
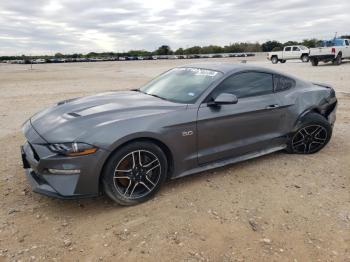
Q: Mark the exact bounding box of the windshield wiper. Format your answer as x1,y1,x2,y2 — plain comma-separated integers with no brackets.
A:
144,93,169,101
133,89,169,101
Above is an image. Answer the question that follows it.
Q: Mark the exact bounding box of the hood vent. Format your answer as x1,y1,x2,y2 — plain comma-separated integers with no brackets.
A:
67,112,81,118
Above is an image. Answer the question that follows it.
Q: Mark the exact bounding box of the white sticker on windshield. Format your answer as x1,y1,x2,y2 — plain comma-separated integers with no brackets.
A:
188,92,195,96
174,67,218,77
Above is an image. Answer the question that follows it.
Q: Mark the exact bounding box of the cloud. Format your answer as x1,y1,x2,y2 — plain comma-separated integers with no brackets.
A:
0,0,349,55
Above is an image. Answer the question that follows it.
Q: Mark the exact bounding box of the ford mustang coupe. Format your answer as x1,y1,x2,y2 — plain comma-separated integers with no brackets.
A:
21,63,337,205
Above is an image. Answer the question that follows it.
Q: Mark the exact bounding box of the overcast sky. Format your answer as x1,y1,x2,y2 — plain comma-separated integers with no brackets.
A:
0,0,349,55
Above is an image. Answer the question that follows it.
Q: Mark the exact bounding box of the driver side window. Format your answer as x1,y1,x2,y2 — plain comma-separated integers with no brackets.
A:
211,72,273,99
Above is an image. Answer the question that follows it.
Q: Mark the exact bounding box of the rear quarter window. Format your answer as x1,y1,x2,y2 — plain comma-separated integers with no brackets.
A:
274,75,295,92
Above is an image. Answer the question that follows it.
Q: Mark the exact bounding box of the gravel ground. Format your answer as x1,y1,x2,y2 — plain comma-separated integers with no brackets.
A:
0,57,349,261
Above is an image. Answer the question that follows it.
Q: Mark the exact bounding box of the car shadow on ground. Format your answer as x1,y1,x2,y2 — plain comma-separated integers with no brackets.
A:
315,60,350,67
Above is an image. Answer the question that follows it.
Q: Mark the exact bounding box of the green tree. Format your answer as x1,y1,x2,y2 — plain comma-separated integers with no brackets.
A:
201,45,223,54
155,45,173,55
301,39,321,48
86,52,98,58
174,48,184,55
283,41,300,46
184,46,202,55
261,41,283,52
54,52,64,58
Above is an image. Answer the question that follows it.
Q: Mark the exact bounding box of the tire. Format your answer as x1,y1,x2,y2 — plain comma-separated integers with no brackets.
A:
332,54,342,65
271,56,278,64
301,54,309,62
102,141,168,205
311,58,318,66
280,60,286,63
287,113,332,154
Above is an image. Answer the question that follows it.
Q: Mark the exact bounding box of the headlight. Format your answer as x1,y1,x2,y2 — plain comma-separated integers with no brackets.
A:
48,142,97,156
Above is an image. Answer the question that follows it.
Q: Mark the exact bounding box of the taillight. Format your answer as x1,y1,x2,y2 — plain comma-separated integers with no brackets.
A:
331,48,336,54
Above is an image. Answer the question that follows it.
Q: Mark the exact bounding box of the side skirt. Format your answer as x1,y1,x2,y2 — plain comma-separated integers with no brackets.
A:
172,145,286,179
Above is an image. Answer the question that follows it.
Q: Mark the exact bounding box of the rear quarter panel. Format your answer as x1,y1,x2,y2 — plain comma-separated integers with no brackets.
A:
275,80,333,134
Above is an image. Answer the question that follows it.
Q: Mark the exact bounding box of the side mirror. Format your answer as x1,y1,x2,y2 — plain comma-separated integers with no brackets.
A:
208,93,238,106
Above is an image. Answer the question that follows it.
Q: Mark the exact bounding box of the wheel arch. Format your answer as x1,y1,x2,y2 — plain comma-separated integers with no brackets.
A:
99,136,175,191
292,107,323,132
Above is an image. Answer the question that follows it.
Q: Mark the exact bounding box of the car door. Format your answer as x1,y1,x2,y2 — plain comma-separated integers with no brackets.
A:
344,40,350,58
292,46,301,59
283,46,292,59
197,71,286,165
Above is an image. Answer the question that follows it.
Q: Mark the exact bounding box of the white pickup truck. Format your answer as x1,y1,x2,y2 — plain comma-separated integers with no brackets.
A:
267,45,309,64
309,38,350,66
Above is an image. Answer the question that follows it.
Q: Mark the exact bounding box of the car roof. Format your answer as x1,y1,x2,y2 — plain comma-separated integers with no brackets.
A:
179,62,283,76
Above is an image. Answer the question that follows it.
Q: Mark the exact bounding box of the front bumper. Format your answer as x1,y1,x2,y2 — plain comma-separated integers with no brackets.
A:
21,121,109,199
24,168,82,199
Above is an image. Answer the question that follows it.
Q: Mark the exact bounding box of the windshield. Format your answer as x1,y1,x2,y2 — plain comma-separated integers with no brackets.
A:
139,67,223,103
317,39,344,47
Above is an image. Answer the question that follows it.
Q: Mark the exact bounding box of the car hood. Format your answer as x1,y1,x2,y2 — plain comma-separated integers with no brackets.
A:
29,91,186,143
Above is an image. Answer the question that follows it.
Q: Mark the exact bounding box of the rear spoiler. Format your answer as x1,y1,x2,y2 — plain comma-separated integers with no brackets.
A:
312,82,333,89
312,82,336,100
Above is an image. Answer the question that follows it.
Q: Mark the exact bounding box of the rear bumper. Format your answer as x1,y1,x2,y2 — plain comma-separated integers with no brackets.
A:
327,101,337,126
309,54,335,61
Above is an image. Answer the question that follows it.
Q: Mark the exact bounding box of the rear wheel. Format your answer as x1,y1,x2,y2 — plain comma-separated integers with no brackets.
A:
301,54,309,62
280,60,286,63
102,141,168,205
333,54,342,65
287,113,332,154
271,56,278,64
311,58,319,66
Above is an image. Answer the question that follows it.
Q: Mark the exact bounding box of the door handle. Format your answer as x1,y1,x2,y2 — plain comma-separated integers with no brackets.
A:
266,104,279,109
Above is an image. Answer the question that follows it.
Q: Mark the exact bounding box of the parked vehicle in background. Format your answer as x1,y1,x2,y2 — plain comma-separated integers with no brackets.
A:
8,60,25,64
309,38,350,66
32,59,46,64
268,46,309,64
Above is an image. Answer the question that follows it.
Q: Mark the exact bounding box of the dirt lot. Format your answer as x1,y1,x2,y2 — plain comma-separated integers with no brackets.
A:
0,57,349,262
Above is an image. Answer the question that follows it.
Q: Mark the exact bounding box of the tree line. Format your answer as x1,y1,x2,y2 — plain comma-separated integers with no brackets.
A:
1,35,349,61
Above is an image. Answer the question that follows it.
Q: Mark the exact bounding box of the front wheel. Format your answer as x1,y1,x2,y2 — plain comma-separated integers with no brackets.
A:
102,141,168,205
287,113,332,154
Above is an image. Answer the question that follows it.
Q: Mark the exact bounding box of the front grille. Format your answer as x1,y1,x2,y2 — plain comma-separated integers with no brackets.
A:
28,142,40,161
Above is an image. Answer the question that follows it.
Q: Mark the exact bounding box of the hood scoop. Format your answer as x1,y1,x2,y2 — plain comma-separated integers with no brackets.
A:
67,112,81,118
68,103,125,117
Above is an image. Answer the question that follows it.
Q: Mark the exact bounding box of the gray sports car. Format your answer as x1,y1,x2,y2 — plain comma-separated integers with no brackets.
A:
21,63,337,205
